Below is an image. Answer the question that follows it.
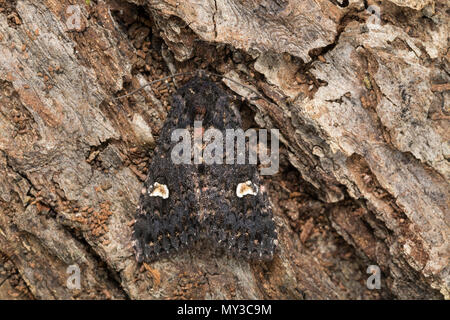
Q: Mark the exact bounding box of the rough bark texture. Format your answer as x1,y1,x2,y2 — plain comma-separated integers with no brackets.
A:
0,0,448,299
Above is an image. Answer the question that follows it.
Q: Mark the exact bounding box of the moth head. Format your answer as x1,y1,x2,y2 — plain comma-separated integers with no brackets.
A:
236,181,258,198
148,182,169,199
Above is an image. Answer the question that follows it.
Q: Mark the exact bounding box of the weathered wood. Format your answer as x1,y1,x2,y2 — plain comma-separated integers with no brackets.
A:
0,0,448,299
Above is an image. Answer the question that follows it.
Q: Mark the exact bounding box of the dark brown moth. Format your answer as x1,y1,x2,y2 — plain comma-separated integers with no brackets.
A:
132,76,277,263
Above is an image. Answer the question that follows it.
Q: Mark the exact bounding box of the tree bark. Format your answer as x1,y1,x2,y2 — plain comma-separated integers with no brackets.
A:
0,0,448,299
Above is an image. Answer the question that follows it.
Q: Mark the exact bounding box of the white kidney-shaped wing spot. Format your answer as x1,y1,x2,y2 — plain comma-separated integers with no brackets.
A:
148,182,169,199
236,181,258,198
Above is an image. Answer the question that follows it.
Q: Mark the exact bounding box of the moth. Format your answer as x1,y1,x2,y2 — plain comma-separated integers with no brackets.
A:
132,75,277,263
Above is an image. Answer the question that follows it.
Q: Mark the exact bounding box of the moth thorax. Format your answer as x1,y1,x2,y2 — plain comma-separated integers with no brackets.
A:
236,181,258,198
148,182,169,199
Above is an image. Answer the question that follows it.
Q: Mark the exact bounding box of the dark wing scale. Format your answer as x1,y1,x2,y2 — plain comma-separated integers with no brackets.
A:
205,161,277,260
133,90,200,263
233,165,277,260
198,79,277,260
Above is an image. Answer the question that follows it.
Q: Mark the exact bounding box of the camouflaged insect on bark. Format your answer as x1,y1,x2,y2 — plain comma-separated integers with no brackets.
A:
133,76,277,263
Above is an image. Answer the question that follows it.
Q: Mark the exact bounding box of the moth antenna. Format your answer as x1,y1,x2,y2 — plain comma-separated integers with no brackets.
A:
0,273,12,288
114,69,273,106
205,70,274,106
114,70,198,100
